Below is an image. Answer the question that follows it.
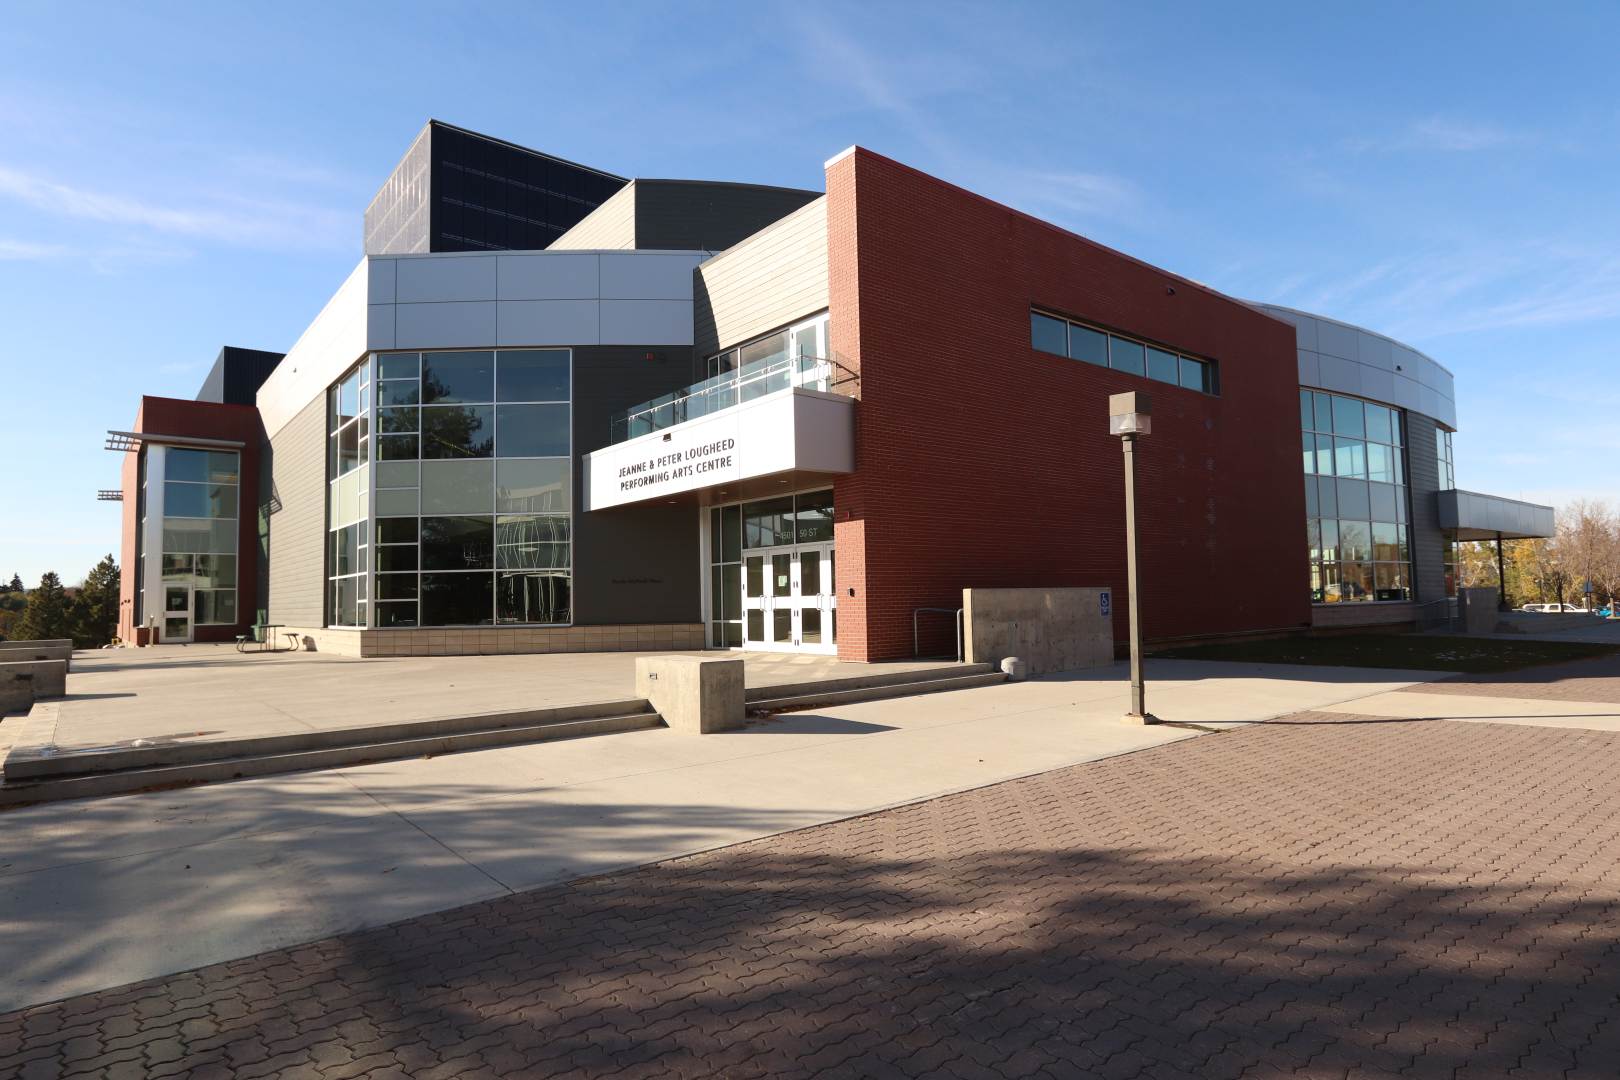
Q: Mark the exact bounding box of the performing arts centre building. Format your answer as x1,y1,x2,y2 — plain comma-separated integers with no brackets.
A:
111,120,1552,660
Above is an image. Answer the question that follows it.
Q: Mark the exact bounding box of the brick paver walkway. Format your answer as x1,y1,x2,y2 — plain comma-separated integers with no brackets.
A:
7,709,1620,1078
1409,651,1620,703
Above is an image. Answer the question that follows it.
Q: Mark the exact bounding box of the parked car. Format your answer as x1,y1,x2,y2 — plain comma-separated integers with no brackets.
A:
1519,603,1591,614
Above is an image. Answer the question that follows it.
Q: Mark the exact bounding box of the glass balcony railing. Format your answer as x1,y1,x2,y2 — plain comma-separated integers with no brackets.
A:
610,354,840,444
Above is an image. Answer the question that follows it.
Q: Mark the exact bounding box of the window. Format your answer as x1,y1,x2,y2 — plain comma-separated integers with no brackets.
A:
159,446,241,625
1436,428,1455,489
1031,308,1218,395
1301,389,1411,603
327,349,574,628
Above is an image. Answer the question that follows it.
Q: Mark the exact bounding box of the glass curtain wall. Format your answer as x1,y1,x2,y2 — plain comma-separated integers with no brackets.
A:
1301,390,1412,603
326,364,370,627
161,448,241,626
327,349,574,629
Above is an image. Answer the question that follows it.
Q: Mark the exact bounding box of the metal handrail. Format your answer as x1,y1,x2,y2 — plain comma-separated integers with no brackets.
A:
913,607,964,662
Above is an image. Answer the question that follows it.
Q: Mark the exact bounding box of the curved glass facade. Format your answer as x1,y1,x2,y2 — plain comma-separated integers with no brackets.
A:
1301,390,1412,604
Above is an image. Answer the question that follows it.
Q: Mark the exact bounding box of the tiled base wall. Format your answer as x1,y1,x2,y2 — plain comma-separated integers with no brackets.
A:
1310,603,1415,629
279,624,706,658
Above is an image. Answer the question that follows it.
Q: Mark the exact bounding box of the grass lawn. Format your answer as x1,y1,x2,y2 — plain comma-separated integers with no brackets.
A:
1151,634,1619,674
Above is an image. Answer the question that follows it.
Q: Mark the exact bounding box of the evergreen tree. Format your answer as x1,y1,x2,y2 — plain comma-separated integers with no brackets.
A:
70,555,120,648
17,572,71,642
4,573,20,593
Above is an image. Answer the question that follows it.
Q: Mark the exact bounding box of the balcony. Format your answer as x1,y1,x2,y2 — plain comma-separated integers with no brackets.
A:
585,355,856,511
609,354,854,444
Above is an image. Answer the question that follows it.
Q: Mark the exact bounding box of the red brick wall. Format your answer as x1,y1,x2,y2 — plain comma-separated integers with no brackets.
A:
826,148,1309,661
118,396,265,642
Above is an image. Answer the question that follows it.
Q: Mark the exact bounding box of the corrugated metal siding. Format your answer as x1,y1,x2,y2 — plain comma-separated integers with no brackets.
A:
266,394,327,627
1405,411,1446,604
693,196,827,356
549,182,637,250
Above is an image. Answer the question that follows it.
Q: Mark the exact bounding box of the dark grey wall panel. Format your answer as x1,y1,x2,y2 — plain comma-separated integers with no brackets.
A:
1405,411,1446,604
570,345,702,625
635,181,820,253
196,347,284,406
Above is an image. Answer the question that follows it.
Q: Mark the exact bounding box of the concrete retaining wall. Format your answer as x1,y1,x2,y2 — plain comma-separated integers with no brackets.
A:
0,660,67,715
278,623,706,658
0,645,72,672
0,639,72,650
963,587,1114,676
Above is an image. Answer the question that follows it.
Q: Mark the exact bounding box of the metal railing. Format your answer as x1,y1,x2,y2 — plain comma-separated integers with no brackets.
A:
913,607,964,662
1414,597,1459,632
610,354,856,444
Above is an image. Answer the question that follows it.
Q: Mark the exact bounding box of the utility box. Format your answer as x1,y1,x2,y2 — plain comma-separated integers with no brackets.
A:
963,587,1114,676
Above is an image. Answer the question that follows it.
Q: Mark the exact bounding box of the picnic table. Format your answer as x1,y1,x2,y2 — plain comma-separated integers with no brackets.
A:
236,623,291,653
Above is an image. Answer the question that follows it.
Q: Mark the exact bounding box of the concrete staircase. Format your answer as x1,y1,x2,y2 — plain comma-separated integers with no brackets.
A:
746,663,1005,713
0,663,1008,808
0,700,662,808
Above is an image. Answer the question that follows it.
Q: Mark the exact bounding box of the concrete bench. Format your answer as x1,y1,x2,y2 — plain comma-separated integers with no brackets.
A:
0,659,67,716
635,655,744,734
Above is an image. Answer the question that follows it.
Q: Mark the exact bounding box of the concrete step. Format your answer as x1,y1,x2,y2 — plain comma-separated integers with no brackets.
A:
4,697,652,781
0,709,664,809
744,663,997,704
748,670,1007,713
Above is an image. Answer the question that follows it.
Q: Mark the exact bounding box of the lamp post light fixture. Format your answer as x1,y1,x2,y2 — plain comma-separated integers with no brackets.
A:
1109,391,1158,725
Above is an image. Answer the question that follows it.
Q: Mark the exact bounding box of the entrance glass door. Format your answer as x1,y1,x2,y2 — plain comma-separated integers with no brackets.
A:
163,584,193,643
741,544,836,653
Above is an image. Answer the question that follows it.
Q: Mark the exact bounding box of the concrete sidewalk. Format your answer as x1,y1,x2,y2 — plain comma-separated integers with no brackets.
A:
15,645,962,763
0,658,1435,1013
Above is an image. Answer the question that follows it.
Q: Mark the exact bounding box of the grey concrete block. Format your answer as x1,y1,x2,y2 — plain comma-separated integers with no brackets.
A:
964,588,1114,676
0,646,71,672
635,655,744,734
0,659,67,714
0,640,72,650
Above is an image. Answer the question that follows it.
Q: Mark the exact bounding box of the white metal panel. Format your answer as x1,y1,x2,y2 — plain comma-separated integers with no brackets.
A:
599,300,694,345
496,300,601,346
394,301,499,349
1390,345,1423,381
395,255,498,303
1359,366,1395,404
1318,353,1361,395
367,257,397,304
256,259,370,439
1315,319,1358,361
1356,332,1393,371
1389,374,1423,414
366,305,395,351
599,253,702,301
497,254,600,301
1297,349,1321,388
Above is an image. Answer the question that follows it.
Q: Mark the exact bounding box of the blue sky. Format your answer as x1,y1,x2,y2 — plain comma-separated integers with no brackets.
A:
1,2,1616,584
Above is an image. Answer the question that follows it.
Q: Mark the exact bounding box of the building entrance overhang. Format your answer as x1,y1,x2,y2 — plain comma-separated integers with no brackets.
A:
583,387,854,510
1437,489,1555,541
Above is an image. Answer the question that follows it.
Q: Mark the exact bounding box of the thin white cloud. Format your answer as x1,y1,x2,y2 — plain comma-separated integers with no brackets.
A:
0,237,70,260
0,163,349,252
1344,117,1525,155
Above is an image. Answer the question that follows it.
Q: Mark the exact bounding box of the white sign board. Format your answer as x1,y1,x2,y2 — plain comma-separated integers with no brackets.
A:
584,389,854,510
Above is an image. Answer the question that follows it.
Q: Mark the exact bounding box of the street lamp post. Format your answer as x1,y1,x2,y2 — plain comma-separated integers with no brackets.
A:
1109,391,1158,726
